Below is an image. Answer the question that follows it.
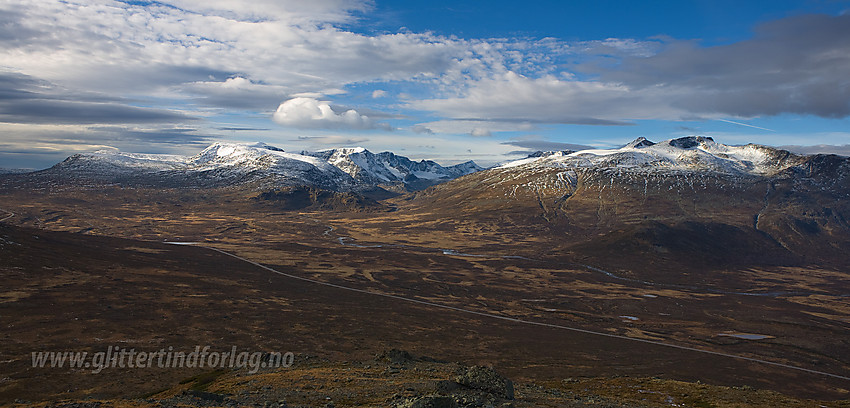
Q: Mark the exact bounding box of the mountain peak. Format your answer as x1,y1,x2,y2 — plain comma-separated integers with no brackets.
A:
667,136,714,149
525,150,576,159
194,143,262,165
624,137,655,149
199,141,283,155
248,142,285,152
445,160,484,175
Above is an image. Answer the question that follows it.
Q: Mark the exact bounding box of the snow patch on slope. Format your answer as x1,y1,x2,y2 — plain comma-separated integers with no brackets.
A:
499,136,798,176
53,142,483,191
304,147,483,184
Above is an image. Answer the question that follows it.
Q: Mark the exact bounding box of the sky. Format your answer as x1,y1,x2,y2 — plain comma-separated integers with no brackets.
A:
1,0,849,169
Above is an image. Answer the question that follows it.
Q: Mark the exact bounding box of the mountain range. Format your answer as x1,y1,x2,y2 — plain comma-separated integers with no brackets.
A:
30,142,483,192
23,136,840,189
8,136,850,268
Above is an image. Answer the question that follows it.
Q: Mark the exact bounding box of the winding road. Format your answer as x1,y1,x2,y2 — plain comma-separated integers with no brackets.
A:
0,208,15,223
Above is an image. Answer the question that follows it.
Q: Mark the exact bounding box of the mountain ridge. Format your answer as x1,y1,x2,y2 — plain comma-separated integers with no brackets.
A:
14,136,848,188
399,136,850,276
25,142,483,192
498,136,807,177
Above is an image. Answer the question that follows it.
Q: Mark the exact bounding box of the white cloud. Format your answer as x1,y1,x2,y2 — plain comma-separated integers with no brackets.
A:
181,76,290,109
372,89,388,98
295,135,370,145
590,14,850,118
0,0,574,112
3,3,847,126
272,97,385,130
577,38,663,58
291,90,346,98
470,128,492,137
409,71,692,125
411,125,434,134
165,0,372,24
413,119,536,135
407,14,850,126
0,0,469,96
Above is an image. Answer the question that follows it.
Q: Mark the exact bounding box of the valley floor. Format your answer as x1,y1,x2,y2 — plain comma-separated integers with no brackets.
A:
0,186,849,404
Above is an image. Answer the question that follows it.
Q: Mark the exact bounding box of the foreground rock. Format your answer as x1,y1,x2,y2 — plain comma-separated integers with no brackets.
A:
9,349,843,407
455,365,515,400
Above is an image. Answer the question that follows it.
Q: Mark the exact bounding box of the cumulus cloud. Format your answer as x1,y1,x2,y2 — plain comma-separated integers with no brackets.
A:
273,97,388,130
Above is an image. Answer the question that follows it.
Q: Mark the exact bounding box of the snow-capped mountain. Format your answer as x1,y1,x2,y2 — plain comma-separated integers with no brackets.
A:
304,147,482,187
500,136,802,176
37,142,483,191
408,136,850,273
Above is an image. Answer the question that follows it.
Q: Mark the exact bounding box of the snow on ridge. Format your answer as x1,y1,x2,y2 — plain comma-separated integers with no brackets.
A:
317,146,368,154
82,150,189,170
192,142,286,164
498,136,796,176
302,147,481,183
58,142,484,190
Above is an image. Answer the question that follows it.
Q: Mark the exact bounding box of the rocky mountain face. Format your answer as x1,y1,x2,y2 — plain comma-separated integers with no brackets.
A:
18,142,482,192
405,136,850,277
302,147,483,191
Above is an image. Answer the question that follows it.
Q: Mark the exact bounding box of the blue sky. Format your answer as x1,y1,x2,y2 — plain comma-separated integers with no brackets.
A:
358,0,827,41
1,0,849,168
